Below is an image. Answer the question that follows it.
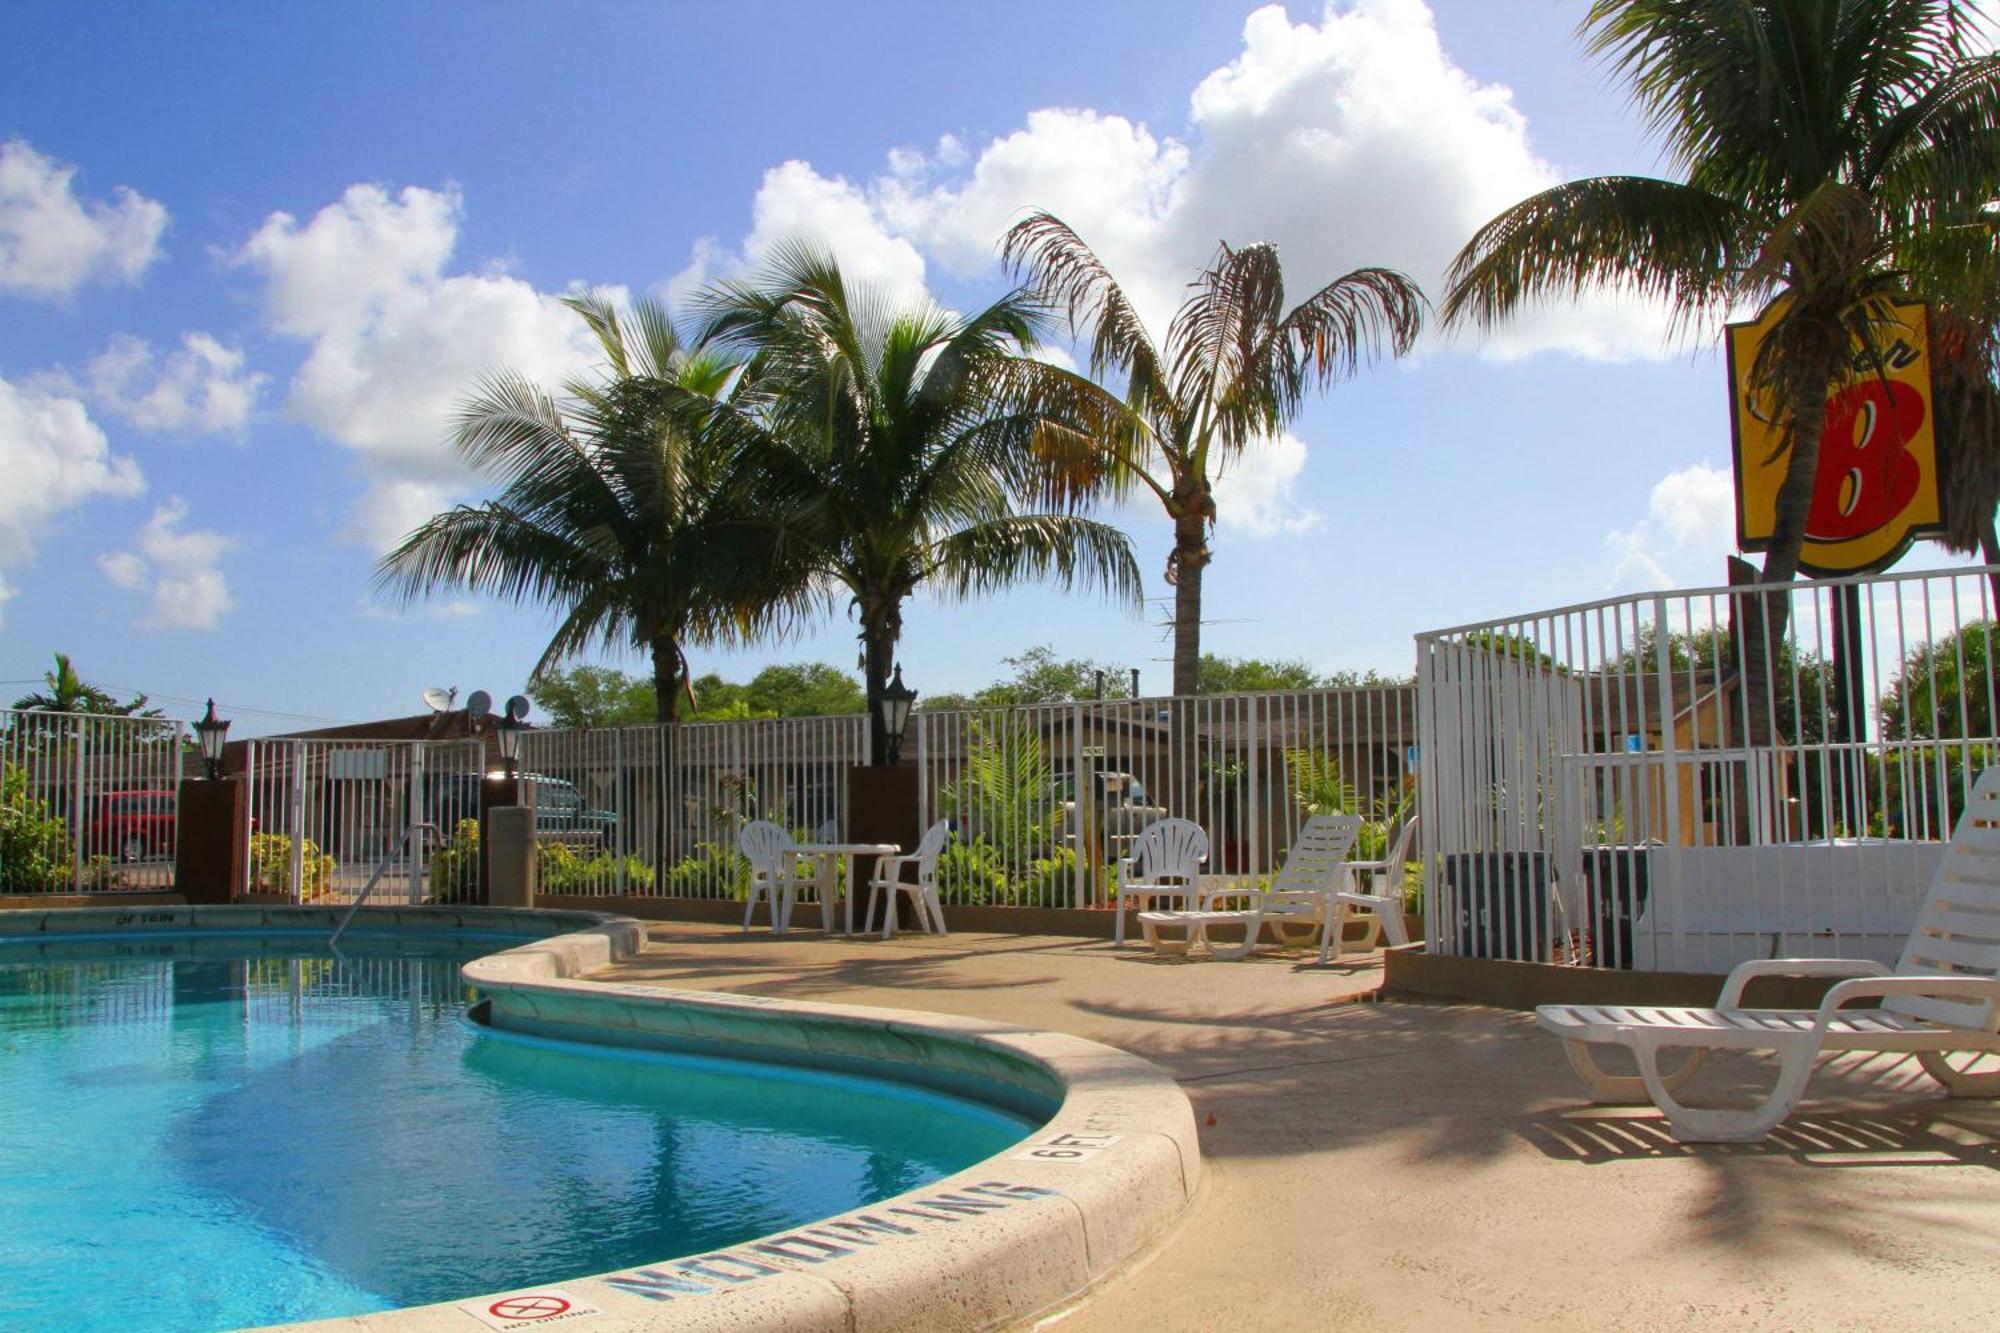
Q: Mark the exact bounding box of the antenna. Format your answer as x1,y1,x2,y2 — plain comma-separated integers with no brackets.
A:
504,694,531,722
421,686,457,714
465,689,492,719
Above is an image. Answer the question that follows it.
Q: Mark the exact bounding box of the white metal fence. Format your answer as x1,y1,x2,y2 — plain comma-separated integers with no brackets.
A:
241,738,485,905
510,688,1417,910
1,708,186,894
1417,565,2000,973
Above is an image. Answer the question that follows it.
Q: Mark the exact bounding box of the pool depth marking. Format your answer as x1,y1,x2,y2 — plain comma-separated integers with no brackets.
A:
603,1181,1059,1303
1012,1130,1121,1164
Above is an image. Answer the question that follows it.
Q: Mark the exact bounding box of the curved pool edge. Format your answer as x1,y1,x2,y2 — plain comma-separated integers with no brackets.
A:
441,918,1202,1333
0,904,1202,1332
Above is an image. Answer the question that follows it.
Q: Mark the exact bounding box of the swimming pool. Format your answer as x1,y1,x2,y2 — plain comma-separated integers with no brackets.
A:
0,929,1040,1333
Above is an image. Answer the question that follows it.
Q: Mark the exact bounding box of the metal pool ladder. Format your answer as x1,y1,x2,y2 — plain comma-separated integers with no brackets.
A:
330,821,441,948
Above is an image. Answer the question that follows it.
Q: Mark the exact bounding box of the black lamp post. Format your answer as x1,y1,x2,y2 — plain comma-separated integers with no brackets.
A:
877,664,917,765
193,698,230,780
495,712,523,777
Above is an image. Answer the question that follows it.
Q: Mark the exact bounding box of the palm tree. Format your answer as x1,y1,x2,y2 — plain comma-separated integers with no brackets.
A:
375,294,808,722
1003,213,1426,696
697,244,1144,763
12,653,157,715
1442,0,2000,589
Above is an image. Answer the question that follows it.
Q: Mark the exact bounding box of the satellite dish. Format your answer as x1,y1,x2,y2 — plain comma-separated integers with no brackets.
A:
421,686,457,714
465,689,492,719
505,694,531,722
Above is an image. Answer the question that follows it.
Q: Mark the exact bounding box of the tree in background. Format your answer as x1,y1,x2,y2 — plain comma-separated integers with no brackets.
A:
377,295,811,722
699,245,1142,762
531,661,865,725
1004,212,1424,697
527,665,656,730
11,653,161,716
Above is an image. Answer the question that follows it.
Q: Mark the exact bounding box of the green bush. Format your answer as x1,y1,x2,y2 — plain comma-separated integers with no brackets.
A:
0,760,74,891
536,840,656,894
426,818,483,903
248,832,337,900
935,840,1008,905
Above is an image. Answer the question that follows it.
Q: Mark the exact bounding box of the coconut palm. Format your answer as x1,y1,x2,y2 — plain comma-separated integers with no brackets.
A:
1442,0,2000,588
697,245,1143,763
375,294,808,722
1003,213,1426,696
12,653,156,716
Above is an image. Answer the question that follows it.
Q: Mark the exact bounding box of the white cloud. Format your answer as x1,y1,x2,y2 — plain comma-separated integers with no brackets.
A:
0,139,168,300
97,497,236,631
82,332,266,435
677,0,1677,363
232,183,603,548
1213,431,1325,536
670,160,932,313
0,374,145,623
1605,462,1736,590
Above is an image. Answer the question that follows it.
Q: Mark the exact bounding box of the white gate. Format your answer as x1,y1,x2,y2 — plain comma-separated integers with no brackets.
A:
1,708,186,893
241,738,482,904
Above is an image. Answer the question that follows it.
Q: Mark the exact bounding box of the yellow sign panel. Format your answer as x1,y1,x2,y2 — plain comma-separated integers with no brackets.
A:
1728,298,1945,576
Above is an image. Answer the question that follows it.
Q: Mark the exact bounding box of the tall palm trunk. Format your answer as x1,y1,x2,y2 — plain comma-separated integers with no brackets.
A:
860,599,903,765
1168,490,1213,697
1739,355,1839,761
1980,519,2000,617
649,637,682,724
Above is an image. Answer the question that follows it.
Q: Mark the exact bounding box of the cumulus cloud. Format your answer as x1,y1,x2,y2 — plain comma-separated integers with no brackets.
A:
0,139,168,300
678,0,1677,362
232,183,603,548
1213,431,1324,536
667,160,931,312
82,332,266,435
1605,462,1736,590
96,497,236,631
0,374,145,623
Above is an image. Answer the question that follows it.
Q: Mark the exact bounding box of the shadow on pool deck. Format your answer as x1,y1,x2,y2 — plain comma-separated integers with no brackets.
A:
589,922,2000,1331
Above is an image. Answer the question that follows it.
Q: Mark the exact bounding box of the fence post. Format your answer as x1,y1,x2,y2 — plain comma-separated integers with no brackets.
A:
1652,593,1683,971
1245,693,1262,883
71,716,87,892
286,740,307,904
406,741,425,905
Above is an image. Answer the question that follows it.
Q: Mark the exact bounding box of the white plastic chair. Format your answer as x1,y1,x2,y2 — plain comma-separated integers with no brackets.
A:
1115,818,1209,946
865,820,952,939
1139,814,1362,963
1335,814,1421,950
1536,769,2000,1142
738,820,833,931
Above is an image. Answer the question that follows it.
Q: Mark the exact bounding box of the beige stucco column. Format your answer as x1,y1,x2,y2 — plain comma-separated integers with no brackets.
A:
486,806,537,907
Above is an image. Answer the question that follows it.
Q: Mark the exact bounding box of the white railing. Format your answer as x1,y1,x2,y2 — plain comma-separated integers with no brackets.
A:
241,738,483,904
512,687,1417,911
1,708,186,894
1417,565,2000,972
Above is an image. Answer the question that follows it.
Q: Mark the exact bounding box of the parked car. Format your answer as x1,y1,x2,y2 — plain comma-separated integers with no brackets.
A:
1056,770,1169,858
84,789,177,862
423,772,618,844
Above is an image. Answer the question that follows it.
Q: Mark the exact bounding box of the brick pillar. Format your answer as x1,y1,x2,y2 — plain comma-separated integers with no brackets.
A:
175,777,247,904
845,763,921,927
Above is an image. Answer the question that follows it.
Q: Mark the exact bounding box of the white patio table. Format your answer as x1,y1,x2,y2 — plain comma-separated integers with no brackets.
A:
777,842,902,934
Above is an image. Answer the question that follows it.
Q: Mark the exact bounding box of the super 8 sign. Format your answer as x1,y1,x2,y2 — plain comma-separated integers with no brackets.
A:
1729,297,1947,576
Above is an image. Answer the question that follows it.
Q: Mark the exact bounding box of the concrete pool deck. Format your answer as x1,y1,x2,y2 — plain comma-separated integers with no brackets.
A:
594,923,2000,1332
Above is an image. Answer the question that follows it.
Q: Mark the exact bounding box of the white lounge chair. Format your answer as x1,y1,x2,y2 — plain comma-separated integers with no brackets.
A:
865,819,951,939
1335,814,1421,950
1537,768,2000,1143
1113,818,1209,947
1137,814,1362,963
739,820,831,932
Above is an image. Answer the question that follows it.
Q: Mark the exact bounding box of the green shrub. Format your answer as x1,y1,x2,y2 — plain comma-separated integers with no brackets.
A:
249,832,337,900
936,840,1008,905
665,842,750,897
536,840,656,894
0,760,74,891
426,818,483,903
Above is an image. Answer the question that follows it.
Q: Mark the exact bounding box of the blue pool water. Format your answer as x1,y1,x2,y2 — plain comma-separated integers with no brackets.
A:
0,932,1037,1333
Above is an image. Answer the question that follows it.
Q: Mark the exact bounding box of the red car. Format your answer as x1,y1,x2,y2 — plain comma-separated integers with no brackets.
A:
85,789,177,862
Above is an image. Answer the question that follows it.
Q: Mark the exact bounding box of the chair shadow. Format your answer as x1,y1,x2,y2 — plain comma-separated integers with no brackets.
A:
1523,1101,2000,1169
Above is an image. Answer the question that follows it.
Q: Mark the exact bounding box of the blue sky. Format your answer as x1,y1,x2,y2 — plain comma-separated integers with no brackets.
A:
1,0,1937,733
